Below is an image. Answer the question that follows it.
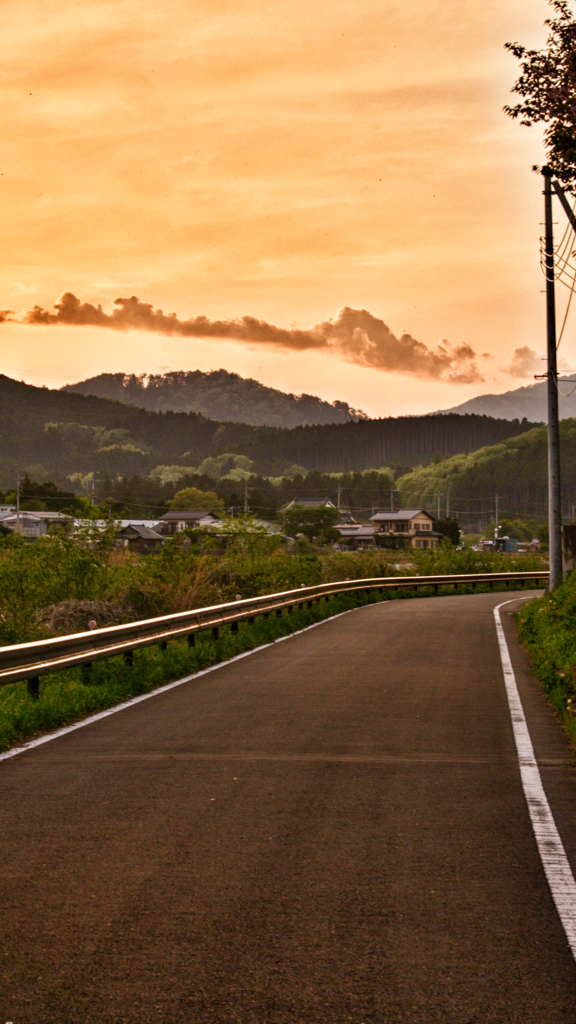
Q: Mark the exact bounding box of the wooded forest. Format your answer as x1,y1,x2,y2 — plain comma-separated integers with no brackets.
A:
0,374,541,488
396,421,576,522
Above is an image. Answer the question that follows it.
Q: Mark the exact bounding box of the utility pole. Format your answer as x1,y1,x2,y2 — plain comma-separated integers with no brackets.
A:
544,168,563,589
495,494,499,537
437,492,441,519
446,486,450,519
16,472,20,534
244,479,249,516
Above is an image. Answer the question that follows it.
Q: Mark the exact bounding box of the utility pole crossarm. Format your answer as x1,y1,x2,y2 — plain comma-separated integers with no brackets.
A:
552,179,576,233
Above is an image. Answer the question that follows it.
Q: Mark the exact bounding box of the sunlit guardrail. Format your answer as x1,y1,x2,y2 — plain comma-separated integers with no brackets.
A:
0,570,548,697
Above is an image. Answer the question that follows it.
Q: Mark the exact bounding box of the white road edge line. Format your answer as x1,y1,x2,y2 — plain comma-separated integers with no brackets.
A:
0,607,357,763
495,597,576,960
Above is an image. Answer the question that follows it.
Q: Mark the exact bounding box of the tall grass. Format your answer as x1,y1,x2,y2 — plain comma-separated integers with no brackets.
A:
518,573,576,750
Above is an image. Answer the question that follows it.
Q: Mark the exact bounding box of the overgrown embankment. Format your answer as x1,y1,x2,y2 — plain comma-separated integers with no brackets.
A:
518,572,576,749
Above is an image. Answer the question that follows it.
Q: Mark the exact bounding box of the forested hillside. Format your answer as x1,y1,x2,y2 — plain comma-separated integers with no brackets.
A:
62,370,367,427
0,374,540,487
396,420,576,520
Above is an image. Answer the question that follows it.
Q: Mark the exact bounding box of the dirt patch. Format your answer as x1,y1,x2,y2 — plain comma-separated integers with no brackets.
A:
41,599,130,635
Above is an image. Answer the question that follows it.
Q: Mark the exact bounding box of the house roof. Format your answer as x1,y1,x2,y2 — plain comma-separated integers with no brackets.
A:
119,524,163,540
335,524,375,537
370,509,435,522
282,497,336,510
2,514,43,525
159,509,221,521
118,519,160,530
10,510,73,521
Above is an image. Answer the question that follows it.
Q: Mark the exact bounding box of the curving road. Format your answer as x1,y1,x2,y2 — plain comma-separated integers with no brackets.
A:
2,590,576,1023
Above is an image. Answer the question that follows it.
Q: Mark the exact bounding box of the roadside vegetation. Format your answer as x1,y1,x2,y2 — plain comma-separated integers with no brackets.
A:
518,572,576,750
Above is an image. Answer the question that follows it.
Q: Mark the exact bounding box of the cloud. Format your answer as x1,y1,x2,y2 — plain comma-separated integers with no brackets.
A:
504,346,543,378
14,292,484,383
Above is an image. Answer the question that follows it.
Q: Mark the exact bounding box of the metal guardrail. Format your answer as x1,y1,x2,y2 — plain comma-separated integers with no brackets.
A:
0,571,548,696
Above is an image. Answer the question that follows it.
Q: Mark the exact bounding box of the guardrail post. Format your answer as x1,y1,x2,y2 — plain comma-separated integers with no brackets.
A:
307,600,313,608
275,608,282,617
27,677,40,701
187,633,195,647
231,621,239,633
160,641,168,652
212,626,219,640
124,650,133,666
81,662,92,684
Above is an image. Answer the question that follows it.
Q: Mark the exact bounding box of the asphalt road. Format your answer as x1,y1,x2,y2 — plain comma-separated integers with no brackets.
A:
2,590,576,1024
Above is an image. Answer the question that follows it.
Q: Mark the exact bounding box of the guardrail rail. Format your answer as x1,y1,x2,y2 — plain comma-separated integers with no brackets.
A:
0,570,548,699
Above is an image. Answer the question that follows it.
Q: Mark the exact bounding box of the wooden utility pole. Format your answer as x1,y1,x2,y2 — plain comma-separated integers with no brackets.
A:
543,168,563,589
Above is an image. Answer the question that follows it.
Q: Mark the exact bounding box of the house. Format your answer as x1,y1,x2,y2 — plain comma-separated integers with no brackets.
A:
1,511,74,538
370,509,441,550
117,524,164,552
334,523,375,549
156,510,222,536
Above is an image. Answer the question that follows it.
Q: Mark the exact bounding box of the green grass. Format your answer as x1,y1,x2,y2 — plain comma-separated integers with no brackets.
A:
518,574,576,751
0,578,541,753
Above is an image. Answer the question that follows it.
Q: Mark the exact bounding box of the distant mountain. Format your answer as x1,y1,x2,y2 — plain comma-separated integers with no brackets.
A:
439,379,576,421
62,370,368,428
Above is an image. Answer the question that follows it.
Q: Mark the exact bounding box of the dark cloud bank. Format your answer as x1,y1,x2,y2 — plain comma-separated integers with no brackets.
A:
13,293,484,383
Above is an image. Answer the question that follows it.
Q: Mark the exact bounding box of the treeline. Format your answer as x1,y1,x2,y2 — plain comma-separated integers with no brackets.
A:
0,374,540,487
63,370,368,428
95,468,401,520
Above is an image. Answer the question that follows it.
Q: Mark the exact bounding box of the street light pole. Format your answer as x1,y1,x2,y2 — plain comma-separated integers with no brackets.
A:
543,168,563,589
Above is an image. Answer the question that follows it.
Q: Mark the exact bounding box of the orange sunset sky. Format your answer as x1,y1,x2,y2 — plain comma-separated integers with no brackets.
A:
0,0,569,417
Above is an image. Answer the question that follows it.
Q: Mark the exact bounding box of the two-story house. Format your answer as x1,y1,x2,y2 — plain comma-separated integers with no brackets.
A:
370,509,441,550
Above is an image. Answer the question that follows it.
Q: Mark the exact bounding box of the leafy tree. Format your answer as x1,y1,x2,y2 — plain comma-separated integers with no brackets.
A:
284,505,341,544
170,487,225,512
435,517,460,546
11,476,84,514
504,0,576,188
498,517,533,542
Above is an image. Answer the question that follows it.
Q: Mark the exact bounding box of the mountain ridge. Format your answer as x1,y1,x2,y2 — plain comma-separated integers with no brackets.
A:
437,378,576,421
62,370,368,428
